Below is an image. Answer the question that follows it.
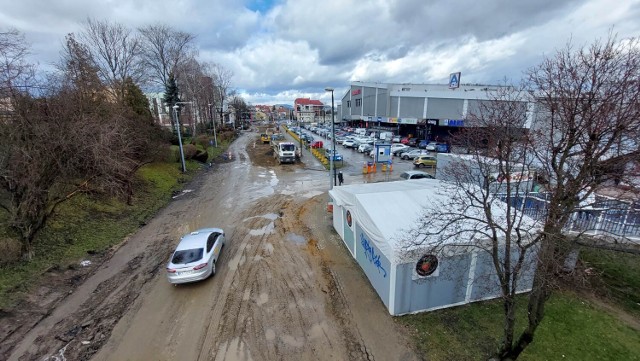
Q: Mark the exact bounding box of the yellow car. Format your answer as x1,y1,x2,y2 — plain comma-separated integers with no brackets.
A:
260,133,270,143
413,155,437,168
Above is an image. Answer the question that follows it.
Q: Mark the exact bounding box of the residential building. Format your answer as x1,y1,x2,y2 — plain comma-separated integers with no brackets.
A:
294,98,324,124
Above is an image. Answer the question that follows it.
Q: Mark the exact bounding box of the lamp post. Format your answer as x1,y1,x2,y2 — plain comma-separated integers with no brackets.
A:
208,103,218,147
173,105,187,173
325,87,336,189
173,101,193,173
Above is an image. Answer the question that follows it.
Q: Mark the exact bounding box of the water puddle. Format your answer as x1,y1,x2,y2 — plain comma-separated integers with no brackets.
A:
301,190,324,198
256,292,268,306
244,213,279,222
280,335,304,348
286,233,307,245
245,213,279,236
171,189,194,199
248,222,275,236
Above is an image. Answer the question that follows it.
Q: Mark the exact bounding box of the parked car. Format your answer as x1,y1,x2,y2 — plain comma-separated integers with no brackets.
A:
358,143,374,153
392,135,402,143
418,139,429,149
400,137,410,145
426,142,451,153
401,149,429,160
325,148,343,161
408,138,418,147
166,228,226,284
400,171,435,180
390,143,409,153
343,139,357,148
311,140,324,148
393,147,412,156
413,155,437,168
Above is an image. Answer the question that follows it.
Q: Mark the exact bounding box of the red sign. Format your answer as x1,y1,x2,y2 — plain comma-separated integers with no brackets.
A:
351,89,361,96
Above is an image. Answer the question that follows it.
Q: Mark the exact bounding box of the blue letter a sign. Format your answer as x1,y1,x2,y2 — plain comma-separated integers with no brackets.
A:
449,72,461,88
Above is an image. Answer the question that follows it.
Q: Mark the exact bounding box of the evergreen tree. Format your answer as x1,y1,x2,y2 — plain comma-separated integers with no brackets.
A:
123,78,153,123
162,72,180,129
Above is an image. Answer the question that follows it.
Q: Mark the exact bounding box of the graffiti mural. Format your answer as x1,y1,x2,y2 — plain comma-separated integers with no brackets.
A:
360,233,387,278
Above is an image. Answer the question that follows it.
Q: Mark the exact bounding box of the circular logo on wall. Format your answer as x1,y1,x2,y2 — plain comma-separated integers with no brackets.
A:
346,210,352,227
415,254,439,277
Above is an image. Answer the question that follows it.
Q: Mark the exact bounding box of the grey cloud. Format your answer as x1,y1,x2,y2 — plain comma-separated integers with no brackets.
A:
388,0,588,42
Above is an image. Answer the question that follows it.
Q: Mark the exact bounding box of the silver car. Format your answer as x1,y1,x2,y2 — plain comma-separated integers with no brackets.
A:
166,228,226,284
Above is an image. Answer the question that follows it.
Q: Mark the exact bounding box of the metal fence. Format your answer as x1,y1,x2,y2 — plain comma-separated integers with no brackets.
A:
496,192,640,242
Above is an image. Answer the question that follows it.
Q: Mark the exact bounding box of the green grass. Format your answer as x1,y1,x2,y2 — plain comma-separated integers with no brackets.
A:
521,293,640,361
399,292,640,361
579,247,640,318
0,161,198,308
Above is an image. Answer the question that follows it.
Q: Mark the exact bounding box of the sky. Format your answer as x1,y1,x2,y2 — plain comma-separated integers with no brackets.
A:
1,0,639,106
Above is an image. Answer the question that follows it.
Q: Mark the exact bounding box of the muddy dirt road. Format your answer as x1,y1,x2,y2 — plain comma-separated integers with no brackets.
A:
4,131,417,361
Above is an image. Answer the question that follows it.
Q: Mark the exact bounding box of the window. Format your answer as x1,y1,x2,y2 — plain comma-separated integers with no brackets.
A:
207,234,218,252
355,98,362,107
402,87,411,91
346,100,351,108
171,249,204,264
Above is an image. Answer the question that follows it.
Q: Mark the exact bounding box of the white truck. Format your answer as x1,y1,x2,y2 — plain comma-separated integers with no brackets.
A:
271,134,297,164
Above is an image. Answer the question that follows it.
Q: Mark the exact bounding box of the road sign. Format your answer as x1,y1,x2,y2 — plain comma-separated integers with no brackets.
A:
449,72,461,89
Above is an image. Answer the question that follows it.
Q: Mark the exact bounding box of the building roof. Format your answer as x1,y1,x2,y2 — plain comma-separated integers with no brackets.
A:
329,179,538,264
294,98,323,106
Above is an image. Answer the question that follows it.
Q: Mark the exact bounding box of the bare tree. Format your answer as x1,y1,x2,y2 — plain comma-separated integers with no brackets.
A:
0,29,35,96
79,18,145,101
512,34,640,359
175,57,209,136
209,63,233,128
0,32,164,261
138,24,195,90
408,34,640,360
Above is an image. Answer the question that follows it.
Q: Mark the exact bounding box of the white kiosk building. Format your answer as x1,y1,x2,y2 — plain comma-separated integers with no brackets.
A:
329,179,538,315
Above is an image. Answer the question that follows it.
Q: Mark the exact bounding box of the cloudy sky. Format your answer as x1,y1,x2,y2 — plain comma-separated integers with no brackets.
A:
2,0,639,105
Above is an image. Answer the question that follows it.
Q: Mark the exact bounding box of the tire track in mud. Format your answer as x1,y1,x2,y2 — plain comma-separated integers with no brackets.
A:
4,169,215,361
28,237,174,361
194,189,375,361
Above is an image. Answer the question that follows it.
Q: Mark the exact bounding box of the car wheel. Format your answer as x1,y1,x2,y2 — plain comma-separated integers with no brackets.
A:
419,164,425,168
211,261,216,276
402,155,408,160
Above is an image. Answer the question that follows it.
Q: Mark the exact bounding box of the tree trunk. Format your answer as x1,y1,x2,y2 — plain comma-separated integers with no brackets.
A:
20,238,34,261
501,237,554,360
498,294,517,358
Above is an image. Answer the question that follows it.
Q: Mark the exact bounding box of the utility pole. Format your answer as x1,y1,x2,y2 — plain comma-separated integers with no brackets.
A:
208,103,218,147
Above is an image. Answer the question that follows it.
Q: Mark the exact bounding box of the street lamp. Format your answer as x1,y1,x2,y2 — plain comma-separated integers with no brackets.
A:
325,87,336,189
173,105,187,173
208,103,218,147
173,101,193,173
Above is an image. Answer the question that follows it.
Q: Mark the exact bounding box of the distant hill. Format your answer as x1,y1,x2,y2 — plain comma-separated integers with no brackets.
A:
275,104,293,109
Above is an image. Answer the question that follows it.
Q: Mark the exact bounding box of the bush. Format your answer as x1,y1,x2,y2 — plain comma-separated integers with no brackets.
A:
183,144,197,160
194,135,210,150
193,150,209,163
0,238,21,265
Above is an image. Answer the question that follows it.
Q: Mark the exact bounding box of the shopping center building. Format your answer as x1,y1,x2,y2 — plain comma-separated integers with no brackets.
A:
337,81,533,142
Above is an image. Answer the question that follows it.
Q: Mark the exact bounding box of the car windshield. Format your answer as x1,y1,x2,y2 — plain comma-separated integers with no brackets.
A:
400,172,410,179
282,144,295,151
171,248,204,264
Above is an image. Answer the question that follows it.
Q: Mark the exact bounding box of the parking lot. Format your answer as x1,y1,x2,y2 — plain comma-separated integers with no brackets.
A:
287,124,438,183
